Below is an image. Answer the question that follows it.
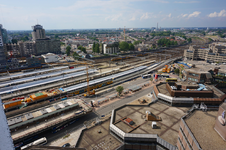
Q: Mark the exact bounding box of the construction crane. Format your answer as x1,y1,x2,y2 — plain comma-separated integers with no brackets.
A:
41,56,96,97
73,57,96,97
124,26,126,41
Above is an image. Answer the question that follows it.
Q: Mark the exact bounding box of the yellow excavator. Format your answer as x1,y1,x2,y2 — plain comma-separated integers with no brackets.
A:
83,63,95,97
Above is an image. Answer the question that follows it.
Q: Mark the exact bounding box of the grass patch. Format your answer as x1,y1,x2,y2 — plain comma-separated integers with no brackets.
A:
191,37,203,40
63,134,70,139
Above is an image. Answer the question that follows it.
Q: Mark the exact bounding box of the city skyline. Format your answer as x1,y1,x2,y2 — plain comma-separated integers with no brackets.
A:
0,0,226,30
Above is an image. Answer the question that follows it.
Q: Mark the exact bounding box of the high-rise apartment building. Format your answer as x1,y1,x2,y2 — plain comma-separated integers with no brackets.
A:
184,43,226,63
0,24,7,65
0,24,8,44
31,24,46,41
31,24,61,55
18,41,36,56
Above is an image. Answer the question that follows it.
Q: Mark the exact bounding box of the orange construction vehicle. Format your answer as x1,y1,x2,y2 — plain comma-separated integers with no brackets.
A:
162,65,168,73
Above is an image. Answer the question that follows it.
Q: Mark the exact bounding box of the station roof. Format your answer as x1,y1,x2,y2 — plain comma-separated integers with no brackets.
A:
0,66,86,87
8,99,80,130
64,66,147,92
0,69,96,95
0,66,68,81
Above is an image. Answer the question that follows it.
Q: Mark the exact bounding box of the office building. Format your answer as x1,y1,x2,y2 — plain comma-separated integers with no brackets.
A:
185,69,213,84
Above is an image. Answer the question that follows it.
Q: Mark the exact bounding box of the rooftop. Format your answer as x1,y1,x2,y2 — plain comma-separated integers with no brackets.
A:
113,102,189,146
76,120,122,150
185,110,226,150
156,82,224,98
156,83,171,96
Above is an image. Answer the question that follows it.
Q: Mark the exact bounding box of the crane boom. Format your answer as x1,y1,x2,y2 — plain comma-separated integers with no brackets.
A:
124,26,126,41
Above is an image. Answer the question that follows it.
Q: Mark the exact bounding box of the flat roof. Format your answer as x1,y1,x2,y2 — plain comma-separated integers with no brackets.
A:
0,66,86,87
64,66,147,92
113,103,189,146
185,110,225,150
156,83,224,98
76,120,122,150
8,99,80,129
0,66,68,80
0,69,96,95
156,83,171,96
184,60,226,74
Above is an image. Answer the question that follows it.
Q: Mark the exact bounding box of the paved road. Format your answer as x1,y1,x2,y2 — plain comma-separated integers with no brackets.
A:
95,86,154,115
40,85,154,146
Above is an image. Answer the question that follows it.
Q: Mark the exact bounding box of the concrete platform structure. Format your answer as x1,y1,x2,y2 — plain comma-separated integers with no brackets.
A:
10,98,92,143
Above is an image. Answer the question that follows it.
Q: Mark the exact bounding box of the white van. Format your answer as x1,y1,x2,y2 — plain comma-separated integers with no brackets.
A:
21,137,47,150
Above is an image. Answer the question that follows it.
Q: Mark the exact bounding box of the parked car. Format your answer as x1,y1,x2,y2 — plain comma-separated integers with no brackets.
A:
62,143,70,147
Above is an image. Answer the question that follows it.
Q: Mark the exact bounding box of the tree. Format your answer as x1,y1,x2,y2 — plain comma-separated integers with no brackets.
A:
201,31,206,36
95,43,100,53
187,38,192,43
54,35,59,39
60,42,65,46
166,41,170,47
174,41,178,45
21,36,29,41
92,42,96,53
78,46,82,50
133,40,141,45
66,46,71,56
73,52,80,60
12,39,18,44
81,47,87,53
119,41,129,51
116,86,124,96
174,68,180,74
182,35,187,40
129,43,135,50
170,37,175,40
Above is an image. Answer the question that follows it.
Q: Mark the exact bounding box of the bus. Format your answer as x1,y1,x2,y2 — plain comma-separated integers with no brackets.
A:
166,78,177,82
20,137,47,150
142,74,151,79
160,73,169,78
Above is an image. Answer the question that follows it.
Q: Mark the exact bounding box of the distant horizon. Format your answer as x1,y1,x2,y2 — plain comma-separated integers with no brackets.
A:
7,26,226,32
1,0,226,30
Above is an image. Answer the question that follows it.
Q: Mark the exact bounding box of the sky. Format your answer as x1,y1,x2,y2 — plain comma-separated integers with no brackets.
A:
0,0,226,30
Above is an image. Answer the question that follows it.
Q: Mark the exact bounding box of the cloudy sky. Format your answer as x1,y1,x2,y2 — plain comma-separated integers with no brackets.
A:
0,0,226,30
